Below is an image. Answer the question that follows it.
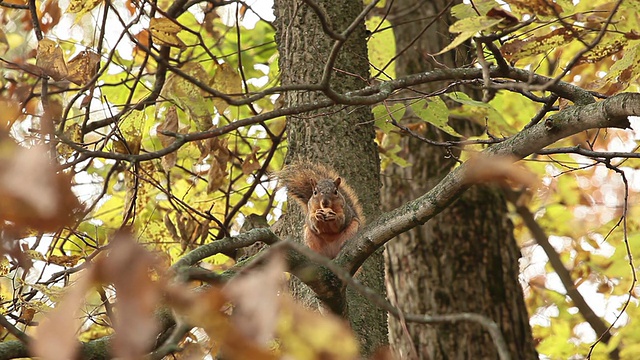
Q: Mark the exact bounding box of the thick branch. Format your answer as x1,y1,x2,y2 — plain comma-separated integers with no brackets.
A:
339,92,637,273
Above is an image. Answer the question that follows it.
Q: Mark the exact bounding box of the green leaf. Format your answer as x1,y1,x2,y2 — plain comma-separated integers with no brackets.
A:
367,17,396,79
410,98,460,137
435,16,503,55
451,0,499,20
372,103,405,133
447,92,515,135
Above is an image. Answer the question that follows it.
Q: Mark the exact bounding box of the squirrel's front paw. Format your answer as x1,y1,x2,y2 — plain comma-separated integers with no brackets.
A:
314,208,336,221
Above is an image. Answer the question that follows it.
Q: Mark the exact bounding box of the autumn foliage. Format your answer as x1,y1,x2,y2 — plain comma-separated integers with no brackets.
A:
1,0,640,358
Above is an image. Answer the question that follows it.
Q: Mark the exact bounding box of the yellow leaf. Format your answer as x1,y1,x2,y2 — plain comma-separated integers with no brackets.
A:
115,110,144,155
57,123,82,158
211,62,243,114
67,0,103,20
150,17,186,49
47,254,82,267
36,38,68,81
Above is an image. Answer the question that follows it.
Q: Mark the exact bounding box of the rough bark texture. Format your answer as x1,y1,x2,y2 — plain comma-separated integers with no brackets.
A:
273,0,387,355
383,0,538,359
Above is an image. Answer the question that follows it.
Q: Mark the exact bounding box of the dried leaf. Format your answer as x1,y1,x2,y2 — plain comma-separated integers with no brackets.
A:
150,17,186,49
168,285,229,354
96,231,161,358
528,275,546,288
114,110,144,155
241,148,261,175
158,106,179,171
207,159,228,193
577,36,626,64
501,28,576,63
25,250,46,262
36,38,68,81
509,0,564,17
57,123,83,158
41,0,62,33
0,144,82,232
206,137,230,193
0,28,8,55
486,7,518,27
32,268,94,360
225,252,285,346
464,155,538,189
66,50,100,86
47,254,82,267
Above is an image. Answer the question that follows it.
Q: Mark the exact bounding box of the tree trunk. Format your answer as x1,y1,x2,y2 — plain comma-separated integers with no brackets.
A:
383,1,538,358
273,1,387,355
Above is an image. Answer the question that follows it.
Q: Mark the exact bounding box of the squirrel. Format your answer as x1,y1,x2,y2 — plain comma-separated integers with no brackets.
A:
278,161,364,259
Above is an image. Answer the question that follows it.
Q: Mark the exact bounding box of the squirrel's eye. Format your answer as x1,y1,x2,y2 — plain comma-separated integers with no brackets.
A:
334,189,338,195
313,189,317,196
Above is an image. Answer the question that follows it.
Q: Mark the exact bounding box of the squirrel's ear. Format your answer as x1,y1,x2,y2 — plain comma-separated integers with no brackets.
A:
310,178,317,189
334,177,341,188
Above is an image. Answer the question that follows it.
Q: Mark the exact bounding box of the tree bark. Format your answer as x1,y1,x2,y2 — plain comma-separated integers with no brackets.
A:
383,1,538,358
273,0,387,355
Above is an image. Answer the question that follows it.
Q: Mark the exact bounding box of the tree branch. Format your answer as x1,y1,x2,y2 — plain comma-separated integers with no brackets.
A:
339,92,637,273
504,190,614,346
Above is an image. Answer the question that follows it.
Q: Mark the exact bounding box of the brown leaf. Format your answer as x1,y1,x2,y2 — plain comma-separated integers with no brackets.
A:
464,155,538,189
31,268,94,360
66,50,100,86
528,275,546,289
241,148,261,175
509,0,564,16
163,63,213,131
224,252,285,346
36,38,68,81
0,144,82,232
486,7,518,27
501,28,576,63
158,106,179,171
95,231,161,359
203,136,230,193
41,0,62,33
0,28,8,55
207,159,228,193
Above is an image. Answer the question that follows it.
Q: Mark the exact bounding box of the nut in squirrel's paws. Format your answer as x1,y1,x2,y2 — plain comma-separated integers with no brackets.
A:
314,208,337,221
